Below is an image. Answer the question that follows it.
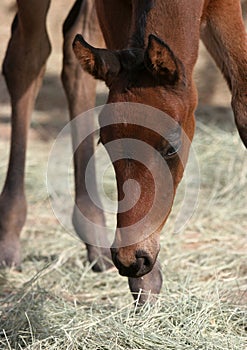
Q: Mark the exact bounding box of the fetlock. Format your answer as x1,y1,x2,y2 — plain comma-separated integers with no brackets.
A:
0,191,27,267
72,198,112,272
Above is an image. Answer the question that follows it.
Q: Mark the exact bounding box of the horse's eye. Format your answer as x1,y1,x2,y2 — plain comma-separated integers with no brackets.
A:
159,140,181,159
166,145,178,157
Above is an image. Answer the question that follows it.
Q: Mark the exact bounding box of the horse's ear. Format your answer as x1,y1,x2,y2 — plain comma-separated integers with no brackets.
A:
73,34,121,83
144,34,185,84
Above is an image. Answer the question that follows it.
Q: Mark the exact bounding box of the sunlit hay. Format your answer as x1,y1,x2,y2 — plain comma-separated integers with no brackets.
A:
0,121,246,349
0,276,246,349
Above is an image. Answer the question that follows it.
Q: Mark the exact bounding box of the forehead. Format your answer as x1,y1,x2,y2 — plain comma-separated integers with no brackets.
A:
107,86,185,127
99,102,182,142
107,67,186,116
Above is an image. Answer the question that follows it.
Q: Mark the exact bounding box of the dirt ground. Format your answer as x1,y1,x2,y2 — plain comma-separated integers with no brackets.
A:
1,0,246,144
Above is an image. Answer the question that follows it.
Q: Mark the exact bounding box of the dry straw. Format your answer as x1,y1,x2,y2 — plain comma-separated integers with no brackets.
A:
0,119,246,349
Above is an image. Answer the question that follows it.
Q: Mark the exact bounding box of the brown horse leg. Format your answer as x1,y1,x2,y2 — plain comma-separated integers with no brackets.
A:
0,1,51,267
201,0,247,147
62,0,112,272
128,260,163,304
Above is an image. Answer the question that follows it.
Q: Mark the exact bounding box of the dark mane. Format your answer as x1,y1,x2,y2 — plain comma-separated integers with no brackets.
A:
128,0,154,48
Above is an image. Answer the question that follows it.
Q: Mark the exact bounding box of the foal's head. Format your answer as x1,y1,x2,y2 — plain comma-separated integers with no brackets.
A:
73,34,196,278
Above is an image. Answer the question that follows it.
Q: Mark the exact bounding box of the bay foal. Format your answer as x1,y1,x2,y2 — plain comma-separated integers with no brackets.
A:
0,0,246,302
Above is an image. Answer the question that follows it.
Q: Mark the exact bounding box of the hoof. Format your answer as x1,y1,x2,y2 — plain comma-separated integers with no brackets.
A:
0,237,21,268
87,245,113,272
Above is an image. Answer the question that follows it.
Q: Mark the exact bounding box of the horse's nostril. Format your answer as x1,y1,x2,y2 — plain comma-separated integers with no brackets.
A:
135,250,151,264
135,250,152,276
111,248,154,277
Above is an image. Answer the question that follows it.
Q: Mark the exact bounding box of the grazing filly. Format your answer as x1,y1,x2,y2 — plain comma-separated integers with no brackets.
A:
0,0,246,302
